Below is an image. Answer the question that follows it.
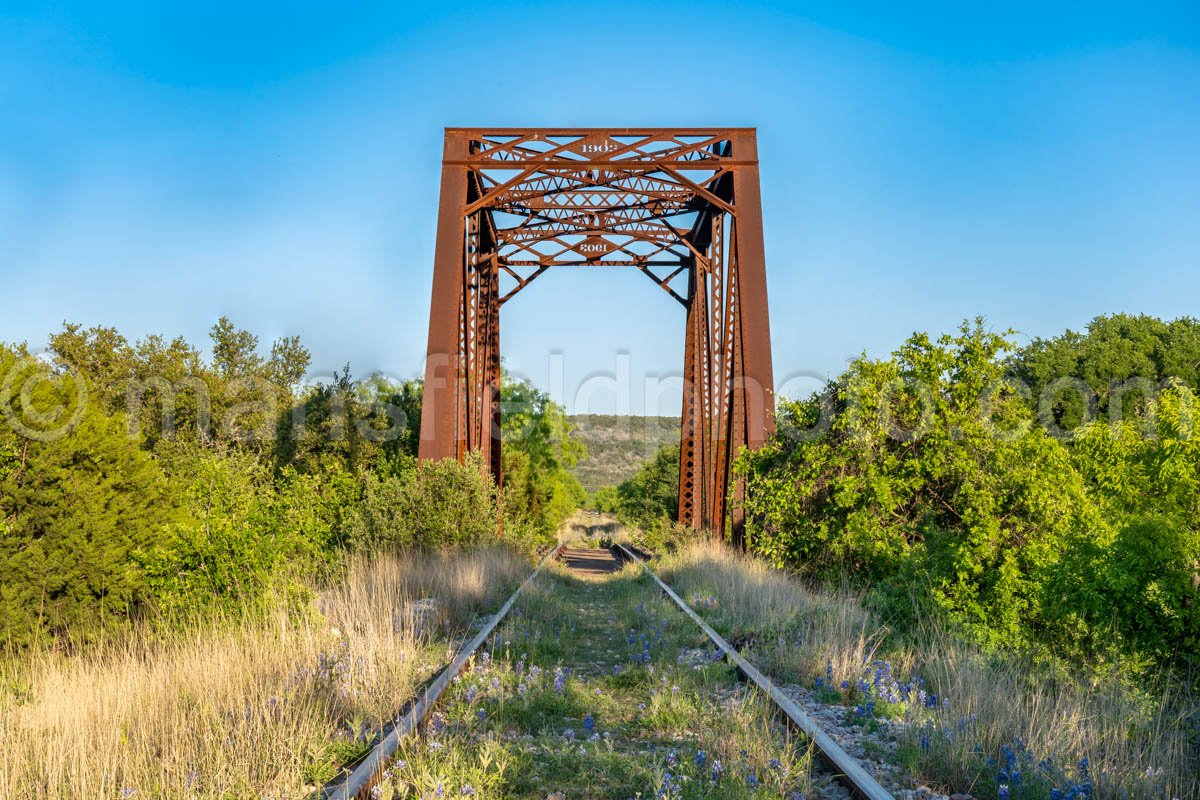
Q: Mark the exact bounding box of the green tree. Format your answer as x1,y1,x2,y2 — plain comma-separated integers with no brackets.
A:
500,376,587,538
0,344,177,645
1010,313,1200,431
616,443,679,525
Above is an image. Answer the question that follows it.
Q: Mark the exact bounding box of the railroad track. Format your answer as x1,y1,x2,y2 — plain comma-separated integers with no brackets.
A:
315,543,895,800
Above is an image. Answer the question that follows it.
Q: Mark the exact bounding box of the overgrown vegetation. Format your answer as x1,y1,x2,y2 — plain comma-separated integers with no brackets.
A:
738,315,1200,679
367,559,814,800
502,377,588,541
0,547,529,797
659,539,1199,800
0,321,580,647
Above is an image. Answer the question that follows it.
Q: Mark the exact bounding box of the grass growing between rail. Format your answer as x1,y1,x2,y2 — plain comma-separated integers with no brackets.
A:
0,546,529,799
373,560,812,799
658,538,1199,800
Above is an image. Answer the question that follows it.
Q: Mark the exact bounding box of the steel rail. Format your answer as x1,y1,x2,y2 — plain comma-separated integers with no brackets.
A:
613,543,895,800
314,545,562,800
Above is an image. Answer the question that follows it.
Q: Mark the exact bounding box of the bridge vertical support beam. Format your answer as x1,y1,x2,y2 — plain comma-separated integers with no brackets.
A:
678,261,707,529
484,258,502,482
421,132,504,493
727,130,776,549
419,131,471,462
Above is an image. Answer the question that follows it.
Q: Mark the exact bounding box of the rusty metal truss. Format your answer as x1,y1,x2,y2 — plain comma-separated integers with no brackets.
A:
418,128,775,545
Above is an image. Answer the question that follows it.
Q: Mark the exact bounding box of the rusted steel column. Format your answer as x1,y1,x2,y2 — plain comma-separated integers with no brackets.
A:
483,255,502,484
678,262,705,529
419,131,471,461
728,130,776,548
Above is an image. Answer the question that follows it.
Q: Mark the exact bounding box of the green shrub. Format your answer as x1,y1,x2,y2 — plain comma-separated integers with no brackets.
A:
739,319,1200,677
346,454,500,551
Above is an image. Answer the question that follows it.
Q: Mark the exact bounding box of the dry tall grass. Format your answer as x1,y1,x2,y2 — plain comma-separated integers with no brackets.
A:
659,538,1199,800
0,546,529,799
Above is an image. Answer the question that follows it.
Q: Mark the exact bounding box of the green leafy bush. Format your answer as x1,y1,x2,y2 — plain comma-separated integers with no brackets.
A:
739,320,1200,675
346,454,500,551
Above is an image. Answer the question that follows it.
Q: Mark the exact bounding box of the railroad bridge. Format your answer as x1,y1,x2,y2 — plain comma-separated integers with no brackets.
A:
417,128,774,545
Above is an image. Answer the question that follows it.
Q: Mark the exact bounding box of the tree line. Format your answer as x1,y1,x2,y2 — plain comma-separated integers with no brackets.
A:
0,319,584,648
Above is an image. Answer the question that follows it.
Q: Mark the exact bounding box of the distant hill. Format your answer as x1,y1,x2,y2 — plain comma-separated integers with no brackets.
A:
567,415,679,493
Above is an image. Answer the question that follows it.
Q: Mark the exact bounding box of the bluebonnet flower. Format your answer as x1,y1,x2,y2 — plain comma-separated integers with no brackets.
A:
460,786,475,796
998,785,1010,800
434,782,445,798
465,685,478,704
429,711,448,734
120,790,137,799
583,714,595,733
657,770,681,799
710,759,724,780
695,750,707,768
746,771,759,788
529,665,542,681
553,667,568,693
563,728,575,742
769,757,787,773
476,709,487,723
428,740,444,752
666,749,678,767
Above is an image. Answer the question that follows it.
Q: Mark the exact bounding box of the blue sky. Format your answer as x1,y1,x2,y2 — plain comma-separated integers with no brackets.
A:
2,1,1198,413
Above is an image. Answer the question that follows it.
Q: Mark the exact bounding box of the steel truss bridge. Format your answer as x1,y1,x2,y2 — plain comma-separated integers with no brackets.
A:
417,128,774,545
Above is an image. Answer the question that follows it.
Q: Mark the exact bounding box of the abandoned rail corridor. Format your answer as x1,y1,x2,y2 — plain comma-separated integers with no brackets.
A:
360,549,812,799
